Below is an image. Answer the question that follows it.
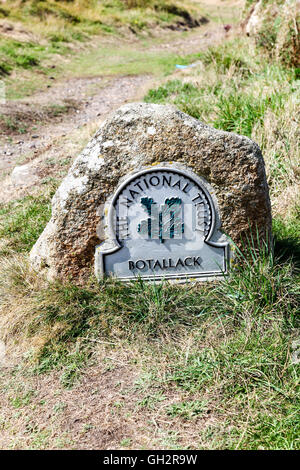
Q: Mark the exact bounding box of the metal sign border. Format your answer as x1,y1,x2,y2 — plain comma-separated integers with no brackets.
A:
95,165,230,282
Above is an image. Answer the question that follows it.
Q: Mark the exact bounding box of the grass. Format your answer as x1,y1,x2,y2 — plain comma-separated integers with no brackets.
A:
0,0,209,99
0,217,299,447
144,42,292,131
247,0,300,68
137,32,300,449
0,0,202,79
4,0,200,34
65,44,202,79
0,1,299,451
0,100,79,135
166,400,208,419
144,38,300,203
0,189,299,448
0,185,56,255
2,40,206,99
0,0,206,98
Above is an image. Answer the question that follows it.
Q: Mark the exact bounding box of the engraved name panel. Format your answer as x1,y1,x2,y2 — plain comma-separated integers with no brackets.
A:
95,166,230,281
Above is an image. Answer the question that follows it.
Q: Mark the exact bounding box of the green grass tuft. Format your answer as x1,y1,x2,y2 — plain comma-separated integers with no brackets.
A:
0,189,55,255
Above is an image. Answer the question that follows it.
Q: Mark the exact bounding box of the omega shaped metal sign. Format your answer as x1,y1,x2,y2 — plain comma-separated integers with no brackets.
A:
95,165,230,282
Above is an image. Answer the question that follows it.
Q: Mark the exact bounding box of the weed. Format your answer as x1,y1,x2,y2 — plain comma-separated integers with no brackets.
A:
10,390,35,408
0,62,12,76
0,39,42,72
29,429,51,450
120,438,131,447
0,114,29,133
167,400,208,419
0,7,9,18
138,392,167,409
200,48,252,77
145,80,198,103
214,93,266,136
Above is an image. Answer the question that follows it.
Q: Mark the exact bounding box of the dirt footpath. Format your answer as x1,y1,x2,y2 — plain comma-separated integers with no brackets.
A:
0,22,232,203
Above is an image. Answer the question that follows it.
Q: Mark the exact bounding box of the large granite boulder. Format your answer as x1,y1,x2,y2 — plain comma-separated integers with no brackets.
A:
30,103,271,281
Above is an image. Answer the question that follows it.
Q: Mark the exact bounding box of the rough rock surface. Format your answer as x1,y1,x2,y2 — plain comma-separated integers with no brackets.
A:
30,103,271,281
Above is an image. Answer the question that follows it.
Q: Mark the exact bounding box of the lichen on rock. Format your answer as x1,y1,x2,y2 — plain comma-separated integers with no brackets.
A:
30,103,271,282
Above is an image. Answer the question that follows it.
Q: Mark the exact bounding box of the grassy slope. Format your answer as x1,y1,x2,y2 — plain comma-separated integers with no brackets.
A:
0,0,203,98
0,1,299,451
